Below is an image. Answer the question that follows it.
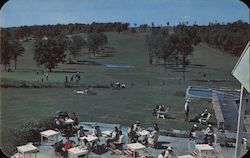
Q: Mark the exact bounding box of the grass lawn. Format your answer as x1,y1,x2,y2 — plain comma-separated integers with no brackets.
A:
0,32,240,149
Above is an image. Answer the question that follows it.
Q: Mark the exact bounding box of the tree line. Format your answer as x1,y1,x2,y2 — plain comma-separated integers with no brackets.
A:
1,20,249,72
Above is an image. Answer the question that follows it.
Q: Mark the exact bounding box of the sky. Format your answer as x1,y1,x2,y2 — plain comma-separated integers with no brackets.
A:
0,0,249,27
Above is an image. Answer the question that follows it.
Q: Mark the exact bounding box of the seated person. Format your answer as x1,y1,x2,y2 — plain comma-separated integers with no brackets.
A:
115,81,121,89
204,124,214,145
121,83,126,88
92,125,102,137
128,124,139,143
200,109,209,119
133,121,141,132
70,112,79,126
64,125,73,137
106,127,119,147
148,126,160,148
189,108,210,122
63,137,73,158
110,130,126,151
157,147,175,158
189,124,198,139
159,104,166,112
77,126,85,144
152,105,160,116
54,140,67,157
82,138,92,151
55,118,64,131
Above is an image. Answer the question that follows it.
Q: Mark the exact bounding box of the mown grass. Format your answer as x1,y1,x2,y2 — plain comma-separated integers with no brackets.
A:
0,32,240,151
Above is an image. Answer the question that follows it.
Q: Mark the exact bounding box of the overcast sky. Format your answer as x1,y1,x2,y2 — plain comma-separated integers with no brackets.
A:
0,0,249,27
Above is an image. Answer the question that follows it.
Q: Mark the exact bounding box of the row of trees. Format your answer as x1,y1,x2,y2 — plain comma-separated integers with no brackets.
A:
1,30,24,70
146,24,199,80
194,20,249,56
4,22,129,40
33,32,108,72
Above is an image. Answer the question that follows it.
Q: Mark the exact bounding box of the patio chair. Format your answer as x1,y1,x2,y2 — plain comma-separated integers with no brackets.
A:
157,107,169,119
198,113,211,125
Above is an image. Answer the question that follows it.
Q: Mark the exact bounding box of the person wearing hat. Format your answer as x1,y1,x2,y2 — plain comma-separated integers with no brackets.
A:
189,124,198,139
184,99,190,122
205,124,214,145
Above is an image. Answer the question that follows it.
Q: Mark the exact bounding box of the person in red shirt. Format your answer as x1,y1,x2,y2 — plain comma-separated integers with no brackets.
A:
63,137,73,158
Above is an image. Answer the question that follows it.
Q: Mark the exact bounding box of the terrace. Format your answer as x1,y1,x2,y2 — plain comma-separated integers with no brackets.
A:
11,121,249,158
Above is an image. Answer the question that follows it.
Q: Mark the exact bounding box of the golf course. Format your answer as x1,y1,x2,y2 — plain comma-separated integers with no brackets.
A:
1,31,241,146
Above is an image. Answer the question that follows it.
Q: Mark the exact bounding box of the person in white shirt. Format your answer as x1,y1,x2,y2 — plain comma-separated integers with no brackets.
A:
111,130,126,151
157,147,176,158
133,121,141,132
106,126,119,147
205,124,214,145
77,126,85,144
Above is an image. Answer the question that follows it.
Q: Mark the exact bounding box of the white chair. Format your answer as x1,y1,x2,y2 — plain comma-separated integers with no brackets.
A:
157,107,169,119
198,113,211,125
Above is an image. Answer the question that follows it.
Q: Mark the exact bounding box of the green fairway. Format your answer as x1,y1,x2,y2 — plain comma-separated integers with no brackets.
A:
0,32,240,147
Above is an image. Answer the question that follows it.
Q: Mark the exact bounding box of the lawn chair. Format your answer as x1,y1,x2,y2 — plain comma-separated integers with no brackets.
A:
198,113,211,125
157,107,169,119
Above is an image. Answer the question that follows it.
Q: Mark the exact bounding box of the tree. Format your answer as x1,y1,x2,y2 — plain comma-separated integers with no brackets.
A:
10,40,24,70
34,35,67,72
68,35,86,60
87,32,108,56
176,33,193,80
0,39,12,71
161,34,176,71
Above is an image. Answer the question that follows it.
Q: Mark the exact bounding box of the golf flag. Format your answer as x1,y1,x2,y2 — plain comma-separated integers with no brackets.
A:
232,41,250,93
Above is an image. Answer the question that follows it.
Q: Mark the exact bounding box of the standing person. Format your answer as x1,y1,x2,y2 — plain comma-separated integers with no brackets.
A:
65,75,68,83
184,99,190,122
70,74,74,83
46,73,49,81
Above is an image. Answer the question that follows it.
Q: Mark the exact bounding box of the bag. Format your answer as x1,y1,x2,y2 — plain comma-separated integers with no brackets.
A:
92,144,107,155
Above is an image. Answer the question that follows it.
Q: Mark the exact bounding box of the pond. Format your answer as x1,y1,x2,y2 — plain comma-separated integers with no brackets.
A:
104,64,134,68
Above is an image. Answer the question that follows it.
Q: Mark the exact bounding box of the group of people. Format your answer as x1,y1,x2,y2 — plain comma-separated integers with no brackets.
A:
36,70,49,82
189,123,215,145
184,98,212,123
128,121,160,148
65,72,81,84
111,81,126,89
152,104,167,117
54,111,79,136
157,146,176,158
54,137,75,158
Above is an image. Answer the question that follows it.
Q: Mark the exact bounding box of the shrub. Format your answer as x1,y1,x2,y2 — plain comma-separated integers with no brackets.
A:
2,117,55,156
